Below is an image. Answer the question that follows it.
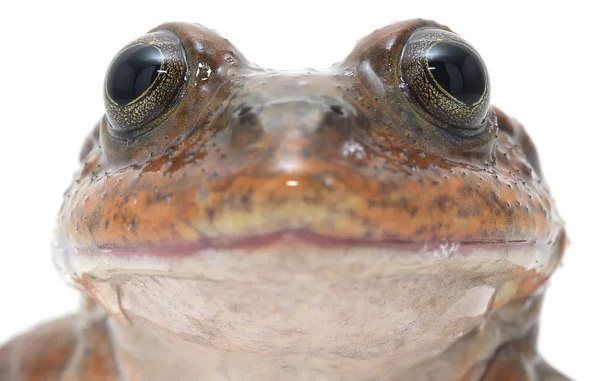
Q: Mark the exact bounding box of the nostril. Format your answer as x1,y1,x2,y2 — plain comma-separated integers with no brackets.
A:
330,105,344,116
236,106,257,125
322,104,350,130
239,106,252,116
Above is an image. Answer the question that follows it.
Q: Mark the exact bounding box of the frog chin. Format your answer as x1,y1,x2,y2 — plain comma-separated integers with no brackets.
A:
54,233,560,367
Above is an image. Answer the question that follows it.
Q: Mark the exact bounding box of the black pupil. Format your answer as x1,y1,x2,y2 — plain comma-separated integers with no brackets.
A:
106,45,162,106
427,42,485,105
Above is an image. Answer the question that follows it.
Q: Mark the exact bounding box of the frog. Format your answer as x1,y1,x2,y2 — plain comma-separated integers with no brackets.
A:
0,19,571,381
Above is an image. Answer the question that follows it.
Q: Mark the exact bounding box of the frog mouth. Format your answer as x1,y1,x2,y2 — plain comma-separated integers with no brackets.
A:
54,230,561,368
61,229,534,258
53,228,561,333
52,228,560,284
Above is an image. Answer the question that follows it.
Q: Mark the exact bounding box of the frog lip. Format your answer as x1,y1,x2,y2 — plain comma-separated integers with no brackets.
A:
71,229,531,257
54,229,550,287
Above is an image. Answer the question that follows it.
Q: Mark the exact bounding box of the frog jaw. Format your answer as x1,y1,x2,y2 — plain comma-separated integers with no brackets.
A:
54,230,562,348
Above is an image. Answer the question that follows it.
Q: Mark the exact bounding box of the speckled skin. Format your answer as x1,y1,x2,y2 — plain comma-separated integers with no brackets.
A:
0,20,569,380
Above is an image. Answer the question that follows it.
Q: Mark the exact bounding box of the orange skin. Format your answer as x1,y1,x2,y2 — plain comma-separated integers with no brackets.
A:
1,20,568,380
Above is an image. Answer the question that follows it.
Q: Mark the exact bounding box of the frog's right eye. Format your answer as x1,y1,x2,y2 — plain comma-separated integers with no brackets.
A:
104,31,188,139
399,28,491,136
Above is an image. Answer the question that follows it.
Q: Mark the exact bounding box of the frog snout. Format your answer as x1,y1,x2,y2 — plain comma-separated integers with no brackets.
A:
224,98,364,152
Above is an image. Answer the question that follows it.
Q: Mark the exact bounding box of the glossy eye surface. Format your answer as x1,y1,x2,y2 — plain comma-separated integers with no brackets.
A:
104,31,188,139
400,28,490,134
106,45,163,106
426,42,486,105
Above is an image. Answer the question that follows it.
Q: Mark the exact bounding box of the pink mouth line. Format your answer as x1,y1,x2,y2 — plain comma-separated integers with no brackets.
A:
72,230,533,257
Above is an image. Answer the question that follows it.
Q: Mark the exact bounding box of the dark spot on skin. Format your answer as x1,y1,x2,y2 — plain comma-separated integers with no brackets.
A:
415,226,427,236
457,208,470,218
206,208,215,222
435,196,454,212
240,191,252,211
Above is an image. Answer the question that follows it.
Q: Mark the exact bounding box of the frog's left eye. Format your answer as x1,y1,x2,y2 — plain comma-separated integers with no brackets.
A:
104,31,188,139
400,28,491,135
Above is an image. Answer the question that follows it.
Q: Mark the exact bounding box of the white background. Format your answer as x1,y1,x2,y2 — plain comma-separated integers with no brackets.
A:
0,1,597,380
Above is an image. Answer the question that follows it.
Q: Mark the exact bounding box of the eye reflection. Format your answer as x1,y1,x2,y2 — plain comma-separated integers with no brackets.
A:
106,45,164,106
400,28,491,133
426,42,486,105
103,31,188,139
